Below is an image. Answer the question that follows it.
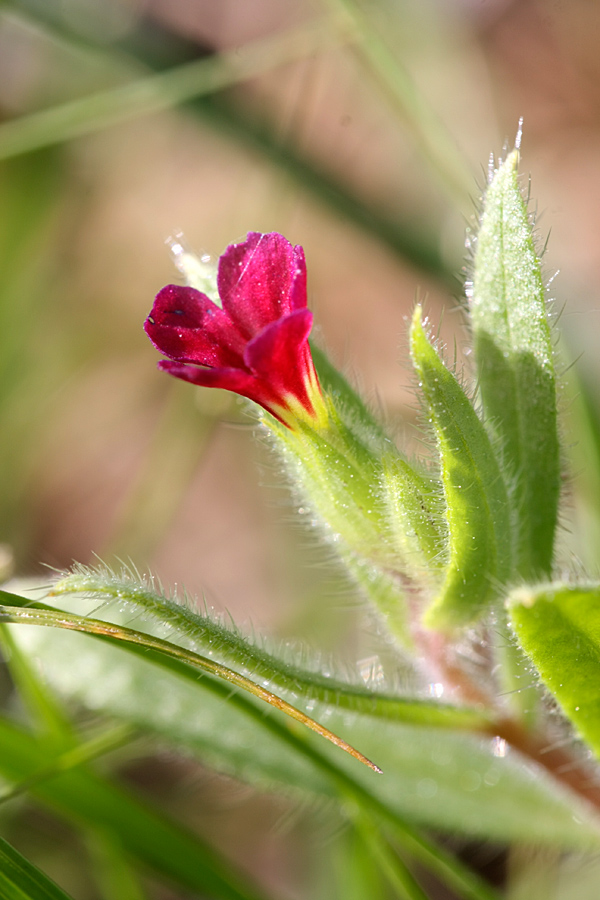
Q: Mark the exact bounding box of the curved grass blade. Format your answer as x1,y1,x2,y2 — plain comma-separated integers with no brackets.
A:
507,583,600,760
0,834,75,900
470,149,560,580
8,588,598,856
410,307,511,628
0,723,135,807
0,594,381,774
11,585,600,896
50,568,488,731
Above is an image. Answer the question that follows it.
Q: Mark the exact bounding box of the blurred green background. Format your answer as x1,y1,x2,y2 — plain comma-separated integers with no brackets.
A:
2,0,600,896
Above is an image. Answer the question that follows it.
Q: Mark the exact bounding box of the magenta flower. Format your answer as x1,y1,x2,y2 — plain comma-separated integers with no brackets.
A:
144,232,328,429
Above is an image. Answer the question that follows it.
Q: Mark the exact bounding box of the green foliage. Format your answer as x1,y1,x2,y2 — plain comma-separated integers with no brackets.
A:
5,583,600,853
0,2,598,896
0,713,266,900
51,566,484,730
381,452,445,581
471,150,560,580
0,835,75,900
410,306,511,628
507,584,600,760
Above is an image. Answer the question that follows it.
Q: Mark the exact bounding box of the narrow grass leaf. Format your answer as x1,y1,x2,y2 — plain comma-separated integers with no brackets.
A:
0,594,381,773
6,592,599,852
0,716,268,900
0,834,75,900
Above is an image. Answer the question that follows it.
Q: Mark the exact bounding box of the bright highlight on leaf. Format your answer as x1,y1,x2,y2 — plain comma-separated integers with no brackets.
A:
471,149,560,580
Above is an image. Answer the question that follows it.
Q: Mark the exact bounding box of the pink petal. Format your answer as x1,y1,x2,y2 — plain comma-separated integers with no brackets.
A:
244,308,315,410
145,285,245,367
217,233,307,336
158,360,283,416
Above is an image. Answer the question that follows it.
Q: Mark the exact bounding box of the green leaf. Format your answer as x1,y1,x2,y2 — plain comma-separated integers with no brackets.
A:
1,595,503,900
273,419,391,568
87,832,148,900
350,814,430,900
326,0,474,209
8,598,600,851
337,551,412,648
51,566,485,731
0,624,74,747
381,452,445,580
0,19,339,163
409,307,511,628
507,582,600,760
470,149,560,580
0,715,267,900
311,343,388,446
0,834,75,900
0,595,380,774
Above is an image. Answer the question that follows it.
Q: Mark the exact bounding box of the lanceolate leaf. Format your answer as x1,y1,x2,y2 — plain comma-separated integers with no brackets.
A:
50,568,484,730
410,307,511,628
0,835,75,900
507,583,600,760
8,594,600,852
0,594,380,774
470,149,560,580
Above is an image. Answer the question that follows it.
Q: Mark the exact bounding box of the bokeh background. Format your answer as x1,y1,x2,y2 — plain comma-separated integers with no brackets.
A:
2,0,600,897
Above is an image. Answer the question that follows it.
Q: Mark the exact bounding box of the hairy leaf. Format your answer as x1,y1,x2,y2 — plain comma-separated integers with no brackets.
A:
410,307,511,628
8,598,600,851
0,593,380,774
51,567,485,730
507,583,600,760
470,149,560,579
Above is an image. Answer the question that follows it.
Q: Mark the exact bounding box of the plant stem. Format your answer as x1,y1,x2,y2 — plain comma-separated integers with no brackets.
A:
417,627,600,823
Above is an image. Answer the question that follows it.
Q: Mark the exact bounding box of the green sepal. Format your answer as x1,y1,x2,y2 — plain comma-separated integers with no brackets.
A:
269,407,394,568
471,149,560,579
311,343,388,446
381,453,446,582
410,307,511,629
507,582,600,761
